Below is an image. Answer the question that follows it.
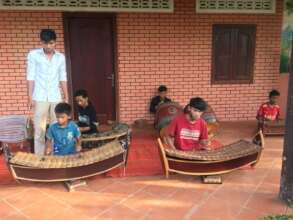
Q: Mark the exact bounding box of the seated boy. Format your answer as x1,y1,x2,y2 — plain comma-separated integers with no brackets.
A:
46,103,81,155
149,85,172,114
164,97,210,151
74,89,98,134
256,89,281,129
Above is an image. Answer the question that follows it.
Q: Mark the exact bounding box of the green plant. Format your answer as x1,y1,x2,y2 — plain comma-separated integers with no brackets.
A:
262,201,293,220
286,0,293,14
262,214,293,220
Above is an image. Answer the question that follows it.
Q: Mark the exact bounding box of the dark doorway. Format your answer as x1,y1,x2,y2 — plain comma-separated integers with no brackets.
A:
64,13,116,123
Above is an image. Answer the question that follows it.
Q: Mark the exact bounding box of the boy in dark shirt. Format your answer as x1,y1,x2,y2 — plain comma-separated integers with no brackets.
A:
149,85,172,114
74,89,98,134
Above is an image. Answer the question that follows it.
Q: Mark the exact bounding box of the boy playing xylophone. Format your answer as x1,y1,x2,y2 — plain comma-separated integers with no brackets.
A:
45,103,85,191
256,89,281,131
45,102,81,156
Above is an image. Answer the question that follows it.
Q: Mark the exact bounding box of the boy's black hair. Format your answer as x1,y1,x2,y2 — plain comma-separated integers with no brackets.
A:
189,97,207,112
158,85,167,92
40,29,56,43
269,89,280,98
74,89,88,98
55,103,72,116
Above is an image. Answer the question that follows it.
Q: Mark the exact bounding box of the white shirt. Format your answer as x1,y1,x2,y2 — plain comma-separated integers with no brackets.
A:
26,48,67,102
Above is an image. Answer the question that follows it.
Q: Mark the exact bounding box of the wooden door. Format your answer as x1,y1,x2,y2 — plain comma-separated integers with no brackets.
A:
65,14,116,123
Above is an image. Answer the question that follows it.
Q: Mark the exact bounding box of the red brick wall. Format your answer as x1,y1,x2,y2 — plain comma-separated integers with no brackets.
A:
117,0,284,123
0,12,64,115
0,0,284,124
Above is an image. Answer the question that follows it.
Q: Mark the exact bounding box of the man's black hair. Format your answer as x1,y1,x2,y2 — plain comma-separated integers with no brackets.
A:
40,29,56,43
74,89,88,98
158,85,167,92
189,97,207,112
269,89,280,98
55,103,72,116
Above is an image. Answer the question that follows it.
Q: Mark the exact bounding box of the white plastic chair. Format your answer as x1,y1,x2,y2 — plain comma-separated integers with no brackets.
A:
0,115,31,154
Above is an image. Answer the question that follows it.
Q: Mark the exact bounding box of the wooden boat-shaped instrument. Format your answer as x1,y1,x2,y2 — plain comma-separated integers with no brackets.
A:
4,140,126,182
262,120,285,136
158,129,264,178
3,123,131,182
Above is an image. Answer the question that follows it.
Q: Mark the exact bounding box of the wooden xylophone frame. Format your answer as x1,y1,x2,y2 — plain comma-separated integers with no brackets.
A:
157,130,264,179
3,124,131,183
261,121,285,136
4,146,125,182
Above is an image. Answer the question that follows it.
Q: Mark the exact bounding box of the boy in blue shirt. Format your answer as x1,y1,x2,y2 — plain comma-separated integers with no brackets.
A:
46,103,81,155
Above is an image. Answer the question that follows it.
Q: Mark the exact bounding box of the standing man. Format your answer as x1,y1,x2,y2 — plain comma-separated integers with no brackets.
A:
27,29,68,155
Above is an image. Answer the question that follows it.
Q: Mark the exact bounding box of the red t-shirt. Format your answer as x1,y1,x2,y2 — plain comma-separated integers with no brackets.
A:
257,102,280,121
167,113,208,151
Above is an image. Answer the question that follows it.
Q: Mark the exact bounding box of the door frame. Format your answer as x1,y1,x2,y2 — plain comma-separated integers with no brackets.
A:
63,12,119,121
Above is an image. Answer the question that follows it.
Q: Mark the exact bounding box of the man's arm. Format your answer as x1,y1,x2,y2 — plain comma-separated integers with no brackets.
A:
59,54,68,103
89,106,98,131
27,52,36,109
165,135,176,149
60,81,68,103
199,121,210,150
45,125,54,155
160,125,176,149
79,127,90,132
75,124,82,152
150,97,158,114
276,106,281,120
76,137,82,152
256,104,265,122
199,139,210,150
28,80,35,109
45,139,53,155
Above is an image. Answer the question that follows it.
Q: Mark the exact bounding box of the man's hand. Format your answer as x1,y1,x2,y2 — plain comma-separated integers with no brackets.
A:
28,97,34,110
79,127,90,132
199,146,212,151
45,146,52,155
199,139,210,150
60,81,68,103
64,96,69,103
76,145,82,152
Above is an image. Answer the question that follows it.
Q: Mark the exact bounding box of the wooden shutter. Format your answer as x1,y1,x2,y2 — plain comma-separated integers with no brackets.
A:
233,26,256,81
212,26,233,81
212,24,256,84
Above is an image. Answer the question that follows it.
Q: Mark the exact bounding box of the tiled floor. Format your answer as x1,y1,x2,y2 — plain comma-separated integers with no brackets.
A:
0,121,290,220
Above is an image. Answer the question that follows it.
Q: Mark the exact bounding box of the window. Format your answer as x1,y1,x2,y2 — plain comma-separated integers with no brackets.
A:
211,24,256,84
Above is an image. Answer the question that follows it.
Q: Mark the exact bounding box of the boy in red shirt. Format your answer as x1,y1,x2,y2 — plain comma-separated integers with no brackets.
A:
256,89,281,129
165,97,209,151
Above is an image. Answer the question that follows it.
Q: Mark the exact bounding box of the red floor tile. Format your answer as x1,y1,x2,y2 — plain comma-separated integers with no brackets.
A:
0,121,290,219
245,192,287,215
0,200,18,219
